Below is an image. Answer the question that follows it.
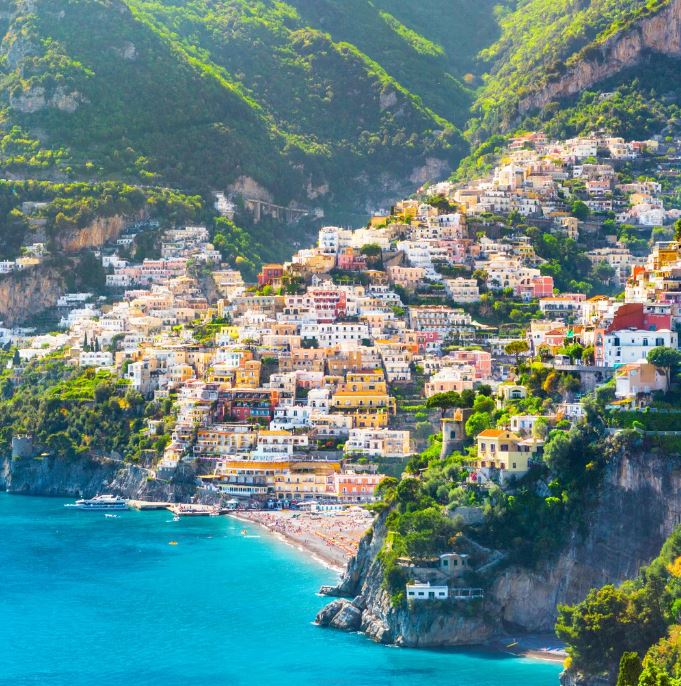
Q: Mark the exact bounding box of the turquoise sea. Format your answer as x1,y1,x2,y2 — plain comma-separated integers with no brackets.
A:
0,494,562,686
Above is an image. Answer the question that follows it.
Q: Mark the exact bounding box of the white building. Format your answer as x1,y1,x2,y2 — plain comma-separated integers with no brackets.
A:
406,581,449,601
79,351,113,367
601,329,677,367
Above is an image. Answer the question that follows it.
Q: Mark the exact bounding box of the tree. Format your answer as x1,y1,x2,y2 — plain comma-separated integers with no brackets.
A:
359,243,382,257
582,345,595,365
571,200,590,221
426,391,462,416
396,477,421,504
12,348,20,366
473,394,495,414
648,347,681,389
616,652,643,686
561,342,584,364
465,411,491,438
532,417,549,440
505,339,530,366
556,585,633,674
674,218,681,242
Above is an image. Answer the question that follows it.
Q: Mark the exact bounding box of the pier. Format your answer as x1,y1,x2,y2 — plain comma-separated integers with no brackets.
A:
127,500,172,510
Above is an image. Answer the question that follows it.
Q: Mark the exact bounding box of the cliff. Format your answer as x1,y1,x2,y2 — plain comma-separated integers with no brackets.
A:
318,446,681,648
0,213,135,326
54,214,130,253
0,452,198,502
519,0,681,114
0,264,66,326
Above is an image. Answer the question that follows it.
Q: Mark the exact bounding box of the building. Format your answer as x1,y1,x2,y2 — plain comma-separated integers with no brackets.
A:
333,471,383,502
444,278,480,303
424,366,476,397
599,328,677,367
344,428,411,457
615,360,669,399
79,351,113,367
406,581,449,601
474,429,541,478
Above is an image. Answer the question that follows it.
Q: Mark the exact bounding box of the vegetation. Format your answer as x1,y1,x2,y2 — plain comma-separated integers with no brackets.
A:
557,526,681,680
0,0,479,210
473,0,675,136
0,355,173,464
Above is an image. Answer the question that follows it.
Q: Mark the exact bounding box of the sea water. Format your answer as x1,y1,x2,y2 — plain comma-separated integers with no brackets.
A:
0,494,562,686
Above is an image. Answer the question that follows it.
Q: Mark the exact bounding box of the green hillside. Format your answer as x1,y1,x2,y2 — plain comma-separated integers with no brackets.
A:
0,0,679,252
472,0,677,136
0,0,496,211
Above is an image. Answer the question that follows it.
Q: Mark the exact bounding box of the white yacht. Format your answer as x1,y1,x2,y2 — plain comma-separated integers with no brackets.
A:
65,495,129,511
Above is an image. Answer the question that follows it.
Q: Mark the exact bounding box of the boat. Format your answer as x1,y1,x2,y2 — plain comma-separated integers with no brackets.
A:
65,495,129,511
168,504,219,517
241,528,248,536
104,514,118,519
172,515,180,522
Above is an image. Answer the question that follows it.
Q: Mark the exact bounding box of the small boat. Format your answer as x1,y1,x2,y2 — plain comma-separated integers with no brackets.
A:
104,514,118,519
241,528,248,536
172,515,180,522
168,541,178,546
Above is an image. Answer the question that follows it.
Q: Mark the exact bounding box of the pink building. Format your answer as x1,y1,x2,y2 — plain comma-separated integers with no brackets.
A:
445,349,492,379
333,471,382,502
337,248,367,272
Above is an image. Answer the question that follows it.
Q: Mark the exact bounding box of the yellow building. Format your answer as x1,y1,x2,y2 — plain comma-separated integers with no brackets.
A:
650,242,681,270
331,391,396,414
331,370,395,414
353,411,389,429
197,426,258,456
235,360,261,388
273,460,341,500
474,429,540,474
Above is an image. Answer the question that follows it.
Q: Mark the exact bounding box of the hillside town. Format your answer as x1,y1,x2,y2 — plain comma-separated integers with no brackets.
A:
6,130,681,513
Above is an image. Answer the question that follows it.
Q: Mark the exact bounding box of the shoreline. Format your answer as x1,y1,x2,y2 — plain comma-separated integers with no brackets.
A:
226,511,349,573
228,512,566,666
486,635,567,664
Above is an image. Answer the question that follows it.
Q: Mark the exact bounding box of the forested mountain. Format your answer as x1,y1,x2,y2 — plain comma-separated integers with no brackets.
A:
473,0,681,139
0,0,679,219
0,0,498,211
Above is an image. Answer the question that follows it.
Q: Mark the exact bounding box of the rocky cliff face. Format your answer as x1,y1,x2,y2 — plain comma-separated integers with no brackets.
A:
0,452,198,502
0,213,134,326
520,0,681,113
55,214,129,253
0,264,66,326
318,447,681,648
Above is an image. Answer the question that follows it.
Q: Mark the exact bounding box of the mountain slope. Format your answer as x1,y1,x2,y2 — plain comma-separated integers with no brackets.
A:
0,0,487,211
473,0,681,136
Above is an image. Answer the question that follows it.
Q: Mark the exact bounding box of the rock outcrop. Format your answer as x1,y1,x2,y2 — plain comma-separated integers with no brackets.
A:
0,452,198,502
318,446,681,650
0,264,66,326
54,214,130,253
520,0,681,114
0,213,137,325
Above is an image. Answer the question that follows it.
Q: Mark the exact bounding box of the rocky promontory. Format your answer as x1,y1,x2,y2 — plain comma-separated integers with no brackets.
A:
317,446,681,650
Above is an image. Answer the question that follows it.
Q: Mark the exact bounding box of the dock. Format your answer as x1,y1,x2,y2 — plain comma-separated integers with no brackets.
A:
127,500,172,511
168,503,220,516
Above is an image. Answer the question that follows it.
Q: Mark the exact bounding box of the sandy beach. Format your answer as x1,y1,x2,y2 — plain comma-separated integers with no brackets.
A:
487,634,567,663
229,509,375,572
